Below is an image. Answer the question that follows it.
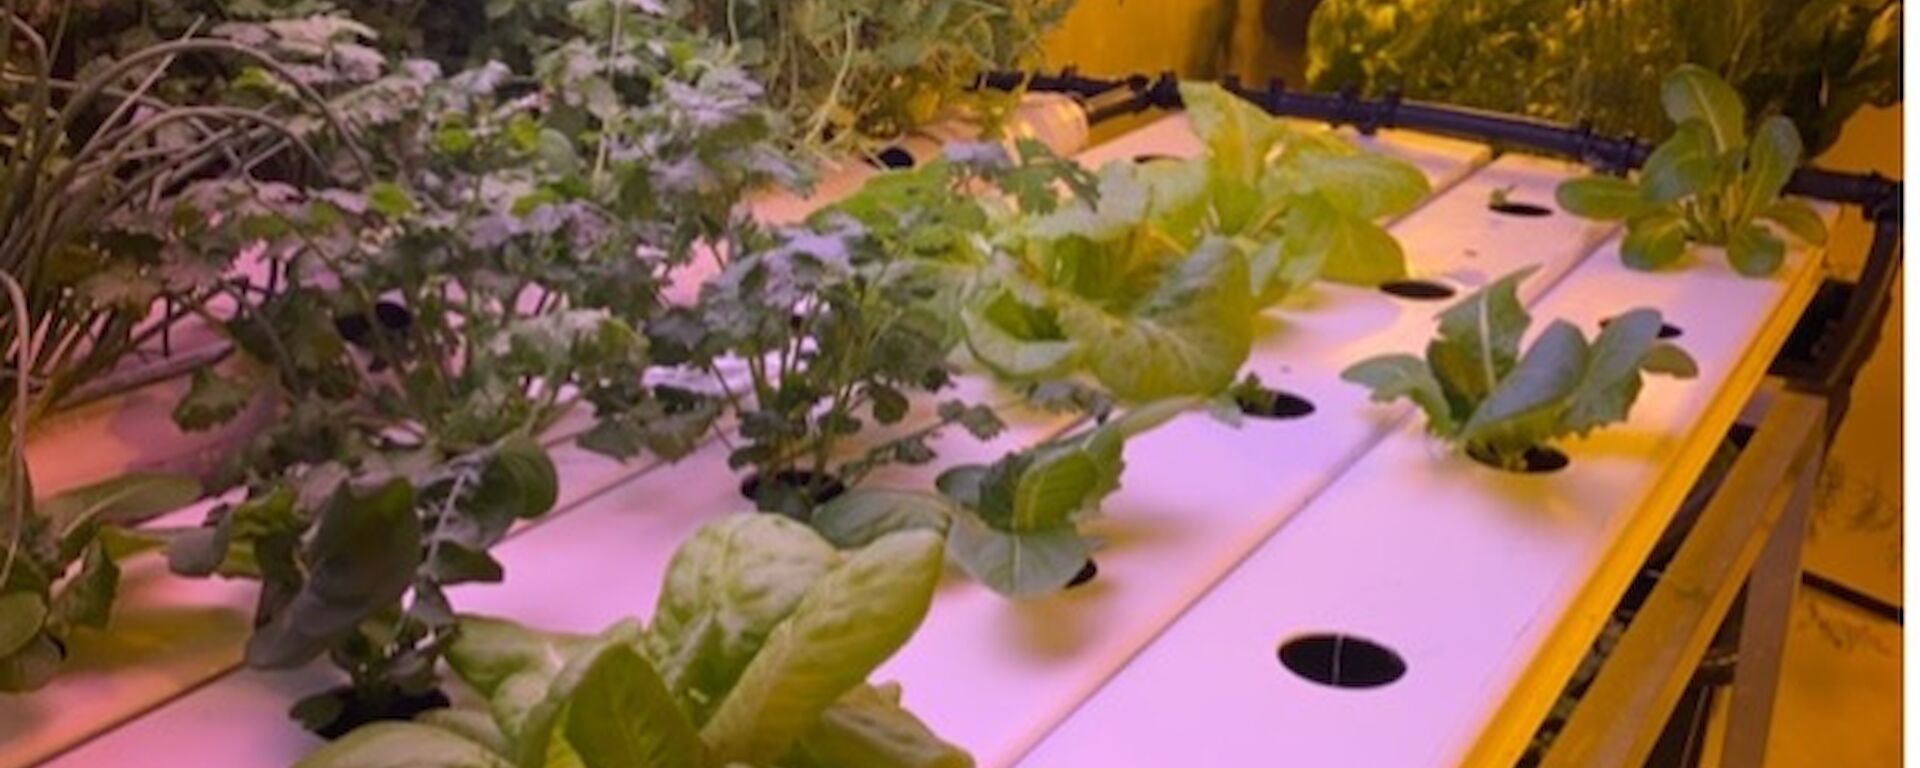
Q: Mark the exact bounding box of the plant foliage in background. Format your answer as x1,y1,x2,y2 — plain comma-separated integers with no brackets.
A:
64,0,1074,160
1556,65,1828,276
1306,0,1900,155
296,515,967,768
1341,267,1699,469
684,0,1074,156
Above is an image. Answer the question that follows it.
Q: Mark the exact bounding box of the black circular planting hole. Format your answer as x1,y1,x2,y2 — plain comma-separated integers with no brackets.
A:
1489,200,1554,217
1467,445,1571,474
1278,633,1406,689
1379,279,1458,301
1066,559,1098,588
301,686,451,740
1235,387,1316,420
872,146,916,169
741,470,848,514
1600,317,1684,340
334,301,413,346
1133,153,1179,164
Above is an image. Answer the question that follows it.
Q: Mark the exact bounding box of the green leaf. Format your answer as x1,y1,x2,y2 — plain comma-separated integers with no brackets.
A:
1621,211,1690,271
701,529,945,763
1555,176,1656,221
1640,122,1718,203
1056,238,1254,401
292,722,514,768
960,305,1078,381
1662,65,1747,151
172,368,253,432
1642,343,1700,377
444,615,594,747
1180,82,1293,184
1758,200,1829,246
1727,224,1787,277
1286,196,1408,286
1011,447,1100,532
1460,320,1590,455
565,644,705,768
1427,267,1536,410
367,181,416,219
644,515,839,720
1559,310,1665,437
0,633,61,692
1341,354,1459,436
40,473,200,551
0,593,47,657
1285,150,1431,220
245,479,421,669
1742,116,1803,219
793,683,974,768
944,514,1089,599
812,490,954,550
48,540,119,630
471,435,560,524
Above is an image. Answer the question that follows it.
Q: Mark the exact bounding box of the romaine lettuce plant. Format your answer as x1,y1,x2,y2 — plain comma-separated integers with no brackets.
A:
1556,65,1829,277
962,82,1430,402
1341,267,1699,469
813,398,1194,597
296,515,966,768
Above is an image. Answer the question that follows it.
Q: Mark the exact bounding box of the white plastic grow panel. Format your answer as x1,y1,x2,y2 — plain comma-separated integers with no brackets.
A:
1023,225,1829,767
871,154,1612,765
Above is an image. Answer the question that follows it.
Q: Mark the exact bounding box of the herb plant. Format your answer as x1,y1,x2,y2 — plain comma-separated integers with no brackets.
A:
297,515,965,768
814,398,1193,597
1556,65,1829,276
144,3,792,728
1341,267,1699,469
962,82,1430,402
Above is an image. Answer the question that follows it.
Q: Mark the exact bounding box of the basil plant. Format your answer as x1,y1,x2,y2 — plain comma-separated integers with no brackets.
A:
299,515,966,768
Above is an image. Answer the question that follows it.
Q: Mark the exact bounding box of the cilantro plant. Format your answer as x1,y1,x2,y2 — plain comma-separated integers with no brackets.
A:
297,515,965,768
1556,65,1829,277
1341,267,1699,470
963,82,1430,402
659,142,1095,519
145,4,792,728
814,398,1194,597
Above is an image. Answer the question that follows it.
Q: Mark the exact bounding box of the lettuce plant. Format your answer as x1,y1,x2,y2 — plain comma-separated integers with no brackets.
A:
963,82,1430,402
814,398,1193,597
297,515,966,768
1341,268,1699,469
1556,65,1829,277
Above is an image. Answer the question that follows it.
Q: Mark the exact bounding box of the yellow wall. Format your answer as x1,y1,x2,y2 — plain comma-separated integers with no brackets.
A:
1804,104,1904,607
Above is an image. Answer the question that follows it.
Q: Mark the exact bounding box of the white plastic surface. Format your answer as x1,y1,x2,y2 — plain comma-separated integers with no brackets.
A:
1023,230,1829,767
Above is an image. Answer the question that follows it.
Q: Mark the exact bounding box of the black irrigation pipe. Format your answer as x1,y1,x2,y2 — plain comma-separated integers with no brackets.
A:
1801,570,1904,627
984,69,1904,428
